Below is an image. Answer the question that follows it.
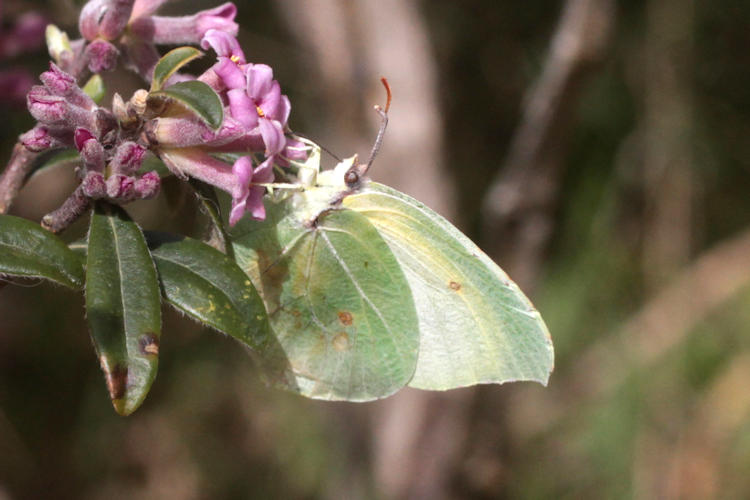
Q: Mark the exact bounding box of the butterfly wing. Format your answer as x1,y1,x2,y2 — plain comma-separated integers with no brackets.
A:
232,194,420,401
344,182,554,389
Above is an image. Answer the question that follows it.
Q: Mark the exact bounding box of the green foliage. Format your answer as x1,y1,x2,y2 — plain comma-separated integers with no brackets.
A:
147,232,268,348
82,74,105,103
0,214,84,288
149,80,224,130
150,46,204,92
85,203,162,415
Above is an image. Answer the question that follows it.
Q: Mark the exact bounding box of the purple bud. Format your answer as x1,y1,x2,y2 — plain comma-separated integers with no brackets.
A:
110,142,146,175
79,0,136,41
27,86,67,125
82,171,107,198
79,137,105,172
40,63,95,110
106,174,136,201
74,128,96,151
40,63,76,95
134,171,160,199
20,127,59,152
31,89,97,133
85,40,120,73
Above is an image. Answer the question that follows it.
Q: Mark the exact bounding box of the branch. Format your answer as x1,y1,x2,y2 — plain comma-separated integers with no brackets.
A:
41,185,91,233
0,143,39,214
481,0,615,289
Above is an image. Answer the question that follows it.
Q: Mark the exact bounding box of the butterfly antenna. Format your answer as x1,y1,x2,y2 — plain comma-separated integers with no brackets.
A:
362,77,391,177
292,133,342,163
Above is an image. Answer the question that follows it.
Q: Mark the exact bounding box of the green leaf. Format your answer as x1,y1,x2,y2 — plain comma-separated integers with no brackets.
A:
150,46,203,92
344,183,554,388
82,74,106,104
0,214,84,288
86,203,162,416
147,232,268,347
232,195,420,401
150,81,224,130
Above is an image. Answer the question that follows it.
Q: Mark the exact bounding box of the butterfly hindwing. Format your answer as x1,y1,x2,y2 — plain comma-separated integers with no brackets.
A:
232,194,420,401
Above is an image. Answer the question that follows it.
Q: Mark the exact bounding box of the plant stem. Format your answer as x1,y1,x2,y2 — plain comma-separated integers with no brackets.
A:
41,185,91,233
0,142,39,214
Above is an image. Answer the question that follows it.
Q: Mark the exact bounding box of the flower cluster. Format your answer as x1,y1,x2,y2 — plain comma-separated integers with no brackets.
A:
77,0,238,82
24,62,159,204
151,29,306,224
0,0,308,232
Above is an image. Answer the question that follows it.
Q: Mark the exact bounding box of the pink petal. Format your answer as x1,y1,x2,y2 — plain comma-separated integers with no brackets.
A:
229,198,247,226
227,88,259,129
258,118,286,156
232,156,254,187
201,29,245,62
213,58,246,90
245,64,274,100
246,187,266,220
276,95,291,125
259,81,282,119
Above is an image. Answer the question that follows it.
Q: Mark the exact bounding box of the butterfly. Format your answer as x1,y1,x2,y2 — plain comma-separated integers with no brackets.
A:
230,84,553,401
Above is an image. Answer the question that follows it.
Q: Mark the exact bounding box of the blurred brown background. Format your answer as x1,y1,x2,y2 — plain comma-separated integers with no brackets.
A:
2,0,750,498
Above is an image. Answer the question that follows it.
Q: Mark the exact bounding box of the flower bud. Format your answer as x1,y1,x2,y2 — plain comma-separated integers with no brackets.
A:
79,0,135,41
106,174,136,201
20,127,63,152
85,40,120,73
40,63,95,110
82,171,107,198
27,86,67,125
111,142,146,175
74,128,96,151
82,142,105,172
135,171,160,199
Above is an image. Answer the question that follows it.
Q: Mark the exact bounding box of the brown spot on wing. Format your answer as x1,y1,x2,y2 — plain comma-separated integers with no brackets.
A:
449,281,462,291
332,332,350,352
338,311,353,326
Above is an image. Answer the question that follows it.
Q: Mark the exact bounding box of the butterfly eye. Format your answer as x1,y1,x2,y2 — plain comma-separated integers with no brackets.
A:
344,168,360,188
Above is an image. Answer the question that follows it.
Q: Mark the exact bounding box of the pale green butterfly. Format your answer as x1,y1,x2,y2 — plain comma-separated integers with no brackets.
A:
231,83,553,401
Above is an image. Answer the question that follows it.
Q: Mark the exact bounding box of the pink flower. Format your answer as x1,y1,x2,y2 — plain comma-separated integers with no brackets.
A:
129,3,238,46
120,2,239,82
201,30,291,158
